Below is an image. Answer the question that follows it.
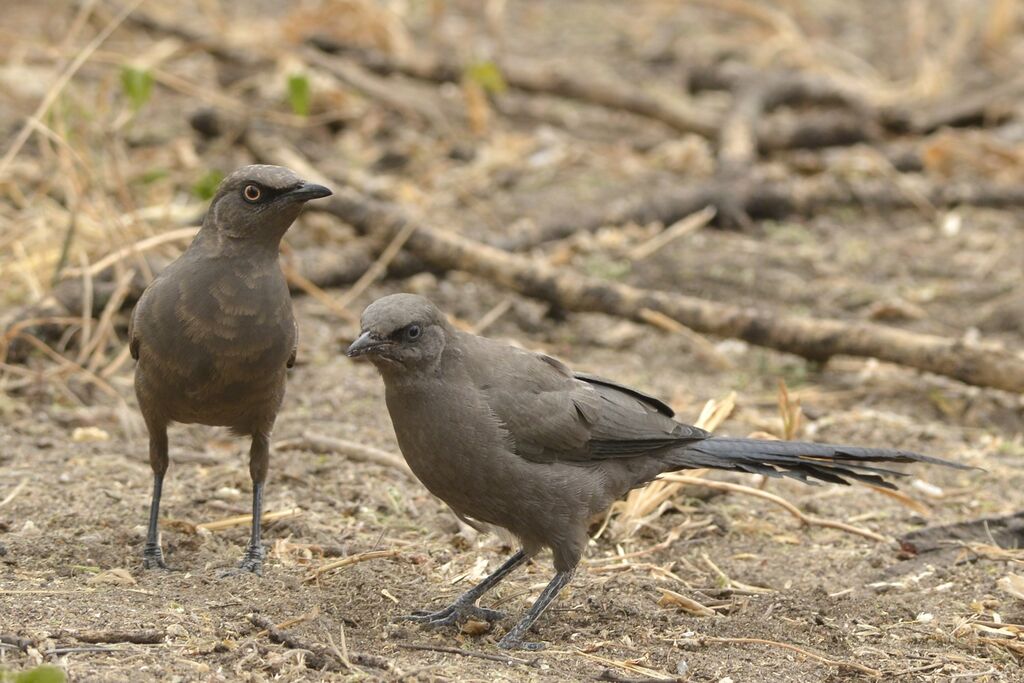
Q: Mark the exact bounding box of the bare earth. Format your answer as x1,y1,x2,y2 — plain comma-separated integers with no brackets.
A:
3,1,1024,681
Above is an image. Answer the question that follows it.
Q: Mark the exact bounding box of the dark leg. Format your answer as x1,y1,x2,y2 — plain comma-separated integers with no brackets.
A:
237,432,269,574
497,569,575,651
403,549,529,628
143,424,169,570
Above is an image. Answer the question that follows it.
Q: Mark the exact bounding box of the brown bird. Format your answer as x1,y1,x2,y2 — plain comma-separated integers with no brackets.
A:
130,165,331,574
347,293,969,649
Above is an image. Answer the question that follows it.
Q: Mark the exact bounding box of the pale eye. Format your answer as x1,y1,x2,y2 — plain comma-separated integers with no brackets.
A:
243,184,262,202
406,324,421,341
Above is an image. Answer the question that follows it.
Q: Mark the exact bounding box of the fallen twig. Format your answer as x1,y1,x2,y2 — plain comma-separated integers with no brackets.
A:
657,588,720,617
195,507,303,533
595,670,678,683
628,206,716,261
304,549,401,582
397,642,531,666
700,553,773,594
687,634,881,677
333,219,417,312
0,634,33,651
470,297,514,335
280,262,359,324
661,474,893,544
0,478,29,509
253,607,320,639
277,432,412,477
302,48,452,132
573,650,673,681
63,629,165,645
249,613,390,671
249,613,345,672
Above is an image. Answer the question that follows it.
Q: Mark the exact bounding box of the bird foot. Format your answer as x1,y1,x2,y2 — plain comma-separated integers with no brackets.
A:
218,544,265,577
142,543,171,570
402,602,506,629
496,633,546,651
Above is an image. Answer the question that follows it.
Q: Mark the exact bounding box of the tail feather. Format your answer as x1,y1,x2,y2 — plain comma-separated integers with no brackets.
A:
667,437,970,489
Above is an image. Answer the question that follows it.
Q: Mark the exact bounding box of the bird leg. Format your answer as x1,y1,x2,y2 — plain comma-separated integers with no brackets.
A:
404,549,528,628
221,432,269,576
143,425,169,570
497,569,575,651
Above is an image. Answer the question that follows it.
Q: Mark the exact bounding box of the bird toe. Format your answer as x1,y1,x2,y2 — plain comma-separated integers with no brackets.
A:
142,548,171,571
497,635,545,651
401,602,505,629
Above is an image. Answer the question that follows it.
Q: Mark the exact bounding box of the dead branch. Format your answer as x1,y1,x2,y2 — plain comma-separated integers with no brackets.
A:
596,670,677,683
691,62,877,160
63,629,165,645
304,549,401,582
249,613,345,671
396,642,531,666
757,110,872,154
886,73,1024,134
302,48,452,132
0,634,33,651
310,39,719,137
688,61,870,112
121,5,264,68
685,635,881,677
661,474,892,543
499,175,1024,249
321,185,1024,393
248,614,391,671
690,58,1024,136
277,431,412,477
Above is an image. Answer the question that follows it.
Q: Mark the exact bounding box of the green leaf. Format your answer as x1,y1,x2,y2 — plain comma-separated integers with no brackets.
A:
16,666,67,683
120,67,154,110
464,61,506,94
139,168,168,185
287,73,311,116
582,255,631,281
193,169,225,201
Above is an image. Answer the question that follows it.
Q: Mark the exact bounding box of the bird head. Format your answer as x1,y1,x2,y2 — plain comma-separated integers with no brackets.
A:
205,165,332,244
347,294,451,371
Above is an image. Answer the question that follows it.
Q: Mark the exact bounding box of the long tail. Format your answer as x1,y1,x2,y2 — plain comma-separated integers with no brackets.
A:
667,438,971,489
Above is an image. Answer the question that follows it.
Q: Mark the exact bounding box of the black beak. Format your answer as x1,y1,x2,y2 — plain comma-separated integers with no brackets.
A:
285,181,333,202
346,330,387,358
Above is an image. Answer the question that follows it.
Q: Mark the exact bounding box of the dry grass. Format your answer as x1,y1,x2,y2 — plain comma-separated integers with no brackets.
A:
2,1,1021,680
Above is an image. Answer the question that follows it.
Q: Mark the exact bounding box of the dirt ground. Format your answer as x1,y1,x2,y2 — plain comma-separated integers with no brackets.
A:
3,1,1024,681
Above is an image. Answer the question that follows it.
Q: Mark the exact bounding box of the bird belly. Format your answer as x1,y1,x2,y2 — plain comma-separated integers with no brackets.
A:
384,385,602,551
135,337,289,431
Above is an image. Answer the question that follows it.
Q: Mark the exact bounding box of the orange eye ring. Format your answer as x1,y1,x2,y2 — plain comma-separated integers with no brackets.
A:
243,185,262,202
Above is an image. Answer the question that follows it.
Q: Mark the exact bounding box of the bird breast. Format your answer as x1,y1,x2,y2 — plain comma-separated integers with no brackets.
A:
383,379,517,521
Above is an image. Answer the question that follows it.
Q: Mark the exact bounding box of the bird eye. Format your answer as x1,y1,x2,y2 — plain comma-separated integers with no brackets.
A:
243,184,262,203
405,324,421,341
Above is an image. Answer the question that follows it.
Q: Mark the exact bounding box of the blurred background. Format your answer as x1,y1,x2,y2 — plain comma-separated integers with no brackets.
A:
2,1,1024,680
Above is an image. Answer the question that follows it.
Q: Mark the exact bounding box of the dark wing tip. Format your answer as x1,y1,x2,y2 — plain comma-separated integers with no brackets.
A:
573,372,676,417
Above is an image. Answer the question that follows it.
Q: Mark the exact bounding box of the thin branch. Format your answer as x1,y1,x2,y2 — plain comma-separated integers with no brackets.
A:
662,474,893,543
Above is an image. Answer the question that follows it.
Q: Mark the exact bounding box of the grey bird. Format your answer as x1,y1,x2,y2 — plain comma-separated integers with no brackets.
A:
347,293,969,650
130,165,331,574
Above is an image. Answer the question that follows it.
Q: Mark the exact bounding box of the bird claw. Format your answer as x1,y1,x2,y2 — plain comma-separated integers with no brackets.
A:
401,603,506,629
142,544,171,571
496,634,546,651
218,544,265,577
